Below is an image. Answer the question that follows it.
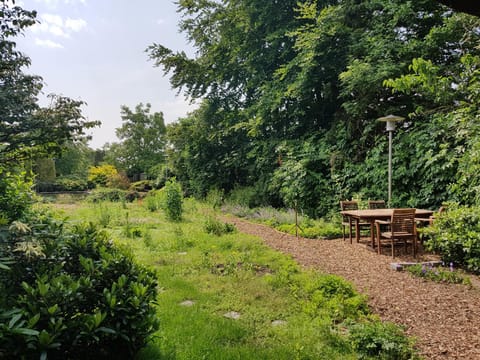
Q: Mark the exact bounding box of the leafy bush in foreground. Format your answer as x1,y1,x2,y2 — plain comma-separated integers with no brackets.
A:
0,214,159,359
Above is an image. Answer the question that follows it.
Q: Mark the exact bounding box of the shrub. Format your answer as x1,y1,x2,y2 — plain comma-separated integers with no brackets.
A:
129,180,153,192
423,206,480,274
144,190,164,212
88,165,118,187
0,214,159,359
56,176,90,191
203,217,236,236
348,321,418,360
107,172,130,190
87,188,127,203
0,168,34,222
226,186,263,208
163,179,183,221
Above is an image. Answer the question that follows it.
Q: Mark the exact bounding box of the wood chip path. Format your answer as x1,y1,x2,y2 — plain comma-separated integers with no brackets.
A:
225,216,480,360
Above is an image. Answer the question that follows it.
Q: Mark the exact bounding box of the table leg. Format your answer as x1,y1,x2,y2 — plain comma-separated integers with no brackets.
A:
348,217,353,244
370,220,375,248
355,218,360,243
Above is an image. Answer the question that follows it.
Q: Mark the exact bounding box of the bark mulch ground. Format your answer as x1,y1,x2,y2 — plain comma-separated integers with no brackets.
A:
224,216,480,360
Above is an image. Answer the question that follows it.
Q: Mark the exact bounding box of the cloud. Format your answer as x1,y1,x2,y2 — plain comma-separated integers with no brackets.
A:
30,13,87,40
65,18,87,32
156,19,165,25
34,38,64,48
33,0,86,9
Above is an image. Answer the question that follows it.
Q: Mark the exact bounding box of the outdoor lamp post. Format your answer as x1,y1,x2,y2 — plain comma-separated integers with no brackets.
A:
377,114,405,207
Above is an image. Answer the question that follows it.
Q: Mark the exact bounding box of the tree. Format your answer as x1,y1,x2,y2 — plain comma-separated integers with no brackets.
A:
55,140,94,178
0,1,99,166
104,103,166,179
150,0,480,215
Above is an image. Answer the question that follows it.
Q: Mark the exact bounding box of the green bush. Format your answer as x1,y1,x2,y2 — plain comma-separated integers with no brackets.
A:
163,179,183,221
0,214,159,359
423,206,480,274
87,188,127,203
203,216,237,236
129,180,153,192
348,321,418,360
144,190,164,212
0,168,34,222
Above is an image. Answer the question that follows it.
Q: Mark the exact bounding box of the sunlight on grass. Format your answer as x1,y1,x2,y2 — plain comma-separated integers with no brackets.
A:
44,198,417,360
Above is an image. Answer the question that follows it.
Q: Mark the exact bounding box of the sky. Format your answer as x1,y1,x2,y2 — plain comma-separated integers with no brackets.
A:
13,0,196,149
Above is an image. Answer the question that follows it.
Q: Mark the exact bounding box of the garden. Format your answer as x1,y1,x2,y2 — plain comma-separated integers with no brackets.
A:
3,0,480,358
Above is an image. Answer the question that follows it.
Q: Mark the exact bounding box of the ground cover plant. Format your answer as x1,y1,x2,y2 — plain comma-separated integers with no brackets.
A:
49,197,418,359
406,263,471,285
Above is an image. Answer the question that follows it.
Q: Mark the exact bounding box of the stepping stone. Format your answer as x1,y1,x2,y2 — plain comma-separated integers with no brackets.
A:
271,320,287,327
223,311,241,320
180,300,195,307
177,252,187,256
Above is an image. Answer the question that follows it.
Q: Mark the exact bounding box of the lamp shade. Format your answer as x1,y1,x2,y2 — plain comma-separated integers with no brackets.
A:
377,114,405,132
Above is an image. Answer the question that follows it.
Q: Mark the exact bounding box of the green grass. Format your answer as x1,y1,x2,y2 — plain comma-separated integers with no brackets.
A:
45,198,418,360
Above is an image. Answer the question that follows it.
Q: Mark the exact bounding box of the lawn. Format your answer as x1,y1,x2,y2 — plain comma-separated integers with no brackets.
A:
44,195,416,359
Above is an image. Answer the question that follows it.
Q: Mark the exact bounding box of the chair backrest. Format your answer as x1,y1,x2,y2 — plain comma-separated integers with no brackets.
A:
438,205,447,215
368,200,386,209
340,201,358,222
391,208,416,234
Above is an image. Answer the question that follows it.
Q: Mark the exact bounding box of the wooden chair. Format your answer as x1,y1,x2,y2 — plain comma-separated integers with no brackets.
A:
375,208,417,257
415,205,447,226
340,201,369,243
368,200,386,209
415,205,447,245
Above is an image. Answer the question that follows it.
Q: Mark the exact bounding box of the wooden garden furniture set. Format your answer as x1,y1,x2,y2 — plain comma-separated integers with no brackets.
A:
340,201,434,257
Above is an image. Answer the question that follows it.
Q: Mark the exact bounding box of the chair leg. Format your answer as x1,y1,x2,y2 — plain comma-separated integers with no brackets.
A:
391,239,395,258
342,225,346,241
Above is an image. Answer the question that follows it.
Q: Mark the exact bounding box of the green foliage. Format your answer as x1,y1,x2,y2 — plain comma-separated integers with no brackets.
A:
87,188,127,203
143,190,163,212
423,206,480,274
0,167,34,222
347,321,418,360
54,140,93,179
103,103,166,178
150,0,480,216
0,214,159,359
203,216,236,236
130,180,153,192
406,263,470,285
163,178,183,221
205,188,224,209
34,158,56,182
0,2,99,166
36,175,90,192
276,219,341,239
226,185,265,208
87,165,119,187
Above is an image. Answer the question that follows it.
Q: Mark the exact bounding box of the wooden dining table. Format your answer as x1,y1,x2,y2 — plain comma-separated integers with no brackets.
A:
340,208,434,248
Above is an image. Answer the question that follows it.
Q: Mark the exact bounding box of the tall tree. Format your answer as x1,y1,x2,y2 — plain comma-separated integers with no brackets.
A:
104,103,166,178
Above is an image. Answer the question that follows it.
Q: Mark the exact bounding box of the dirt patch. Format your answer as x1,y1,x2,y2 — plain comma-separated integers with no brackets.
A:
225,216,480,360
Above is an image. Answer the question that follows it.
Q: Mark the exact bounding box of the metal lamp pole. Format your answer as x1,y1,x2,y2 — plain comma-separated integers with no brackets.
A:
377,115,405,207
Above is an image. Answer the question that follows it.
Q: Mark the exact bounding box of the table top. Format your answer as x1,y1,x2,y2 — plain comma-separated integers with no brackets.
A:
341,208,434,219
